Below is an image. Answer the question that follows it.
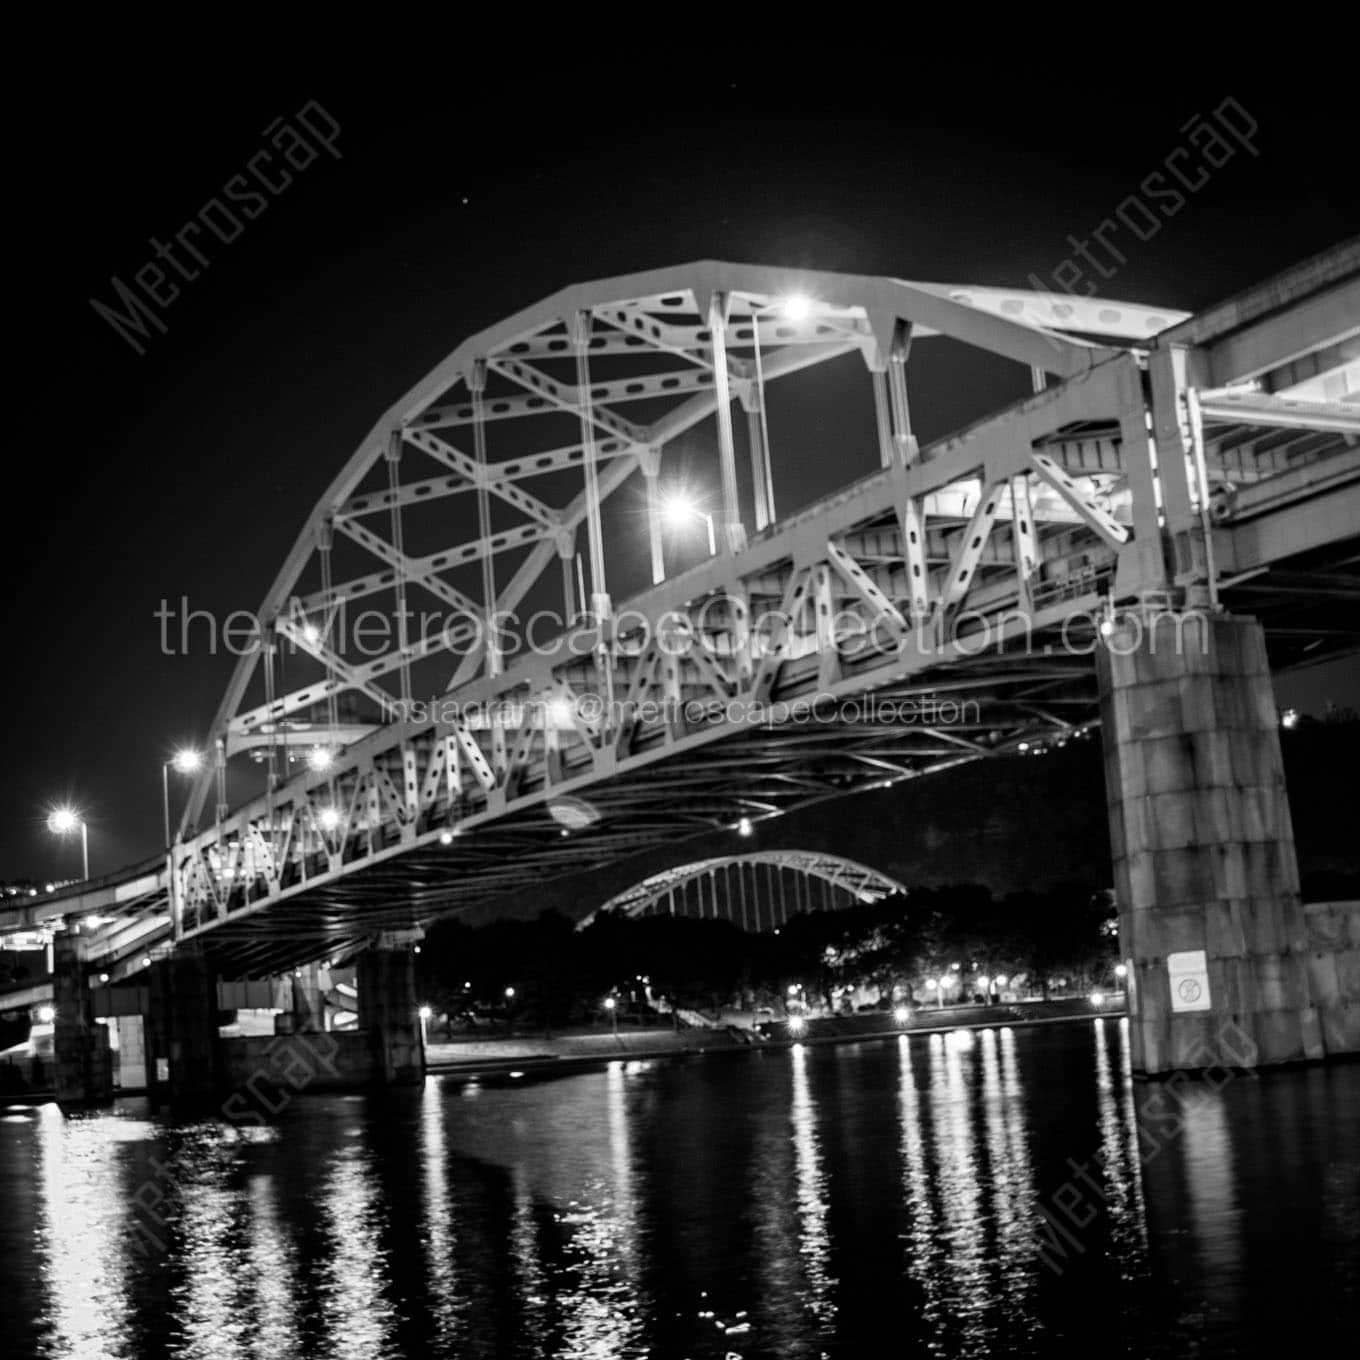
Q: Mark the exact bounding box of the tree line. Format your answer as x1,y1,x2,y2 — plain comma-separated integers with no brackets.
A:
415,882,1118,1031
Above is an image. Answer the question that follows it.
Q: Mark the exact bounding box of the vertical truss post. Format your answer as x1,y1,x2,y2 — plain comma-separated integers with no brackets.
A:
572,310,611,622
741,372,774,530
317,519,340,746
262,634,280,794
886,320,918,464
1113,355,1170,596
214,736,228,827
470,360,502,677
555,528,577,624
1148,345,1214,602
707,292,748,555
637,445,665,585
1010,474,1040,613
385,431,413,706
872,370,894,470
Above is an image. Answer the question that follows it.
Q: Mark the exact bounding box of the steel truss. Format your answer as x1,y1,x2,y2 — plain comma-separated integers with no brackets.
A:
577,851,908,932
13,246,1359,978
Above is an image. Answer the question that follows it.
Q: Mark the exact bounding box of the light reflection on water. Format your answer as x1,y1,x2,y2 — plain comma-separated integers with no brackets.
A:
5,1021,1360,1358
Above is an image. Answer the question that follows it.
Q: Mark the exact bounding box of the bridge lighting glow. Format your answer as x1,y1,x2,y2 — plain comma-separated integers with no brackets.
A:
504,987,515,1000
787,1015,807,1035
1114,963,1128,979
141,956,152,968
548,794,600,830
46,807,81,835
99,972,109,983
307,746,335,773
662,494,699,529
546,695,574,726
1099,617,1115,637
781,293,812,321
893,1005,911,1024
318,807,341,832
171,749,202,774
1281,707,1300,729
438,829,454,845
36,1005,55,1024
302,622,321,645
737,816,753,837
1090,991,1105,1006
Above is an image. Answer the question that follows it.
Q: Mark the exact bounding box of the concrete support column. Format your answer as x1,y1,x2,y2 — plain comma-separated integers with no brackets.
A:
146,949,221,1103
1097,610,1343,1075
52,930,113,1106
279,962,325,1034
357,938,424,1085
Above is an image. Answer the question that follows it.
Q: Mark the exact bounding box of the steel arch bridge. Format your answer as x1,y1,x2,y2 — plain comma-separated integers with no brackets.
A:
8,242,1359,982
576,851,908,932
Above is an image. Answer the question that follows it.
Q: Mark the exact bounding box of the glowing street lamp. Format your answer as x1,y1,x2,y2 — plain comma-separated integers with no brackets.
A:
162,747,203,847
661,494,717,556
307,746,335,773
46,806,89,880
604,995,618,1036
736,816,753,837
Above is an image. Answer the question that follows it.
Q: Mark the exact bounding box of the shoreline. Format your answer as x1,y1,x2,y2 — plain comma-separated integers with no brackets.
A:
427,1002,1127,1081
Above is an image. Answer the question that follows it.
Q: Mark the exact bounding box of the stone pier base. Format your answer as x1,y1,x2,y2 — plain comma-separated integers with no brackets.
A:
357,942,425,1085
146,949,222,1103
1098,610,1354,1075
52,931,113,1106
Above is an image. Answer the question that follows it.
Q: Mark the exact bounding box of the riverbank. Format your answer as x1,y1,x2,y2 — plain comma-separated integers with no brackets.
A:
425,997,1124,1079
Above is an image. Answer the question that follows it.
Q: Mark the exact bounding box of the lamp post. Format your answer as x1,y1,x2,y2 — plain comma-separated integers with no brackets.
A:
46,807,89,880
604,995,618,1037
661,494,717,556
162,748,202,847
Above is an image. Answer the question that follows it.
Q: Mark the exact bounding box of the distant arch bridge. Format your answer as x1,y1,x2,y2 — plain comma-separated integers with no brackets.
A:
576,851,907,933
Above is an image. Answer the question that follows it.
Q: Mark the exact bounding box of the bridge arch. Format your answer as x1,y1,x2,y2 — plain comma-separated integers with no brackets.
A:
576,852,907,933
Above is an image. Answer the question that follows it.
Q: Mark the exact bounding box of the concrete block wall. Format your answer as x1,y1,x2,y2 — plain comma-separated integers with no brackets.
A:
1097,612,1347,1074
52,930,114,1106
1304,901,1360,1054
356,947,425,1085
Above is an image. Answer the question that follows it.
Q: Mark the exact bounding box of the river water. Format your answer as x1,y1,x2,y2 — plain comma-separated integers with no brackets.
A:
2,1020,1358,1358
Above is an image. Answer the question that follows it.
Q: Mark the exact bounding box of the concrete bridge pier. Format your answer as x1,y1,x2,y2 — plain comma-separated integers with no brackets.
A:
357,932,425,1085
146,949,222,1104
1098,609,1354,1076
52,929,113,1106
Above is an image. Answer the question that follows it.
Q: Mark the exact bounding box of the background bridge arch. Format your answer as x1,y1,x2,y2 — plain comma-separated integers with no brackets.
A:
576,851,907,933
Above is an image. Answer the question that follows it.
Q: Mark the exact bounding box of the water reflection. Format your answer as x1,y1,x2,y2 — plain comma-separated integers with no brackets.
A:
34,1104,140,1360
1093,1017,1149,1280
318,1136,397,1360
789,1044,836,1333
6,1025,1360,1358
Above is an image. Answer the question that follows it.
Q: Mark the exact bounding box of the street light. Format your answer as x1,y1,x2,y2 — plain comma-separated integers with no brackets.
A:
46,807,89,880
307,746,335,773
661,494,716,555
604,995,618,1036
162,748,202,847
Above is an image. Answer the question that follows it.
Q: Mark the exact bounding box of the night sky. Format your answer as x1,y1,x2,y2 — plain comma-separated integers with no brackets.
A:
5,40,1358,884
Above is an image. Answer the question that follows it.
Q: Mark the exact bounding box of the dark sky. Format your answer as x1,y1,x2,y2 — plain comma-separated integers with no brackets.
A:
4,39,1357,883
